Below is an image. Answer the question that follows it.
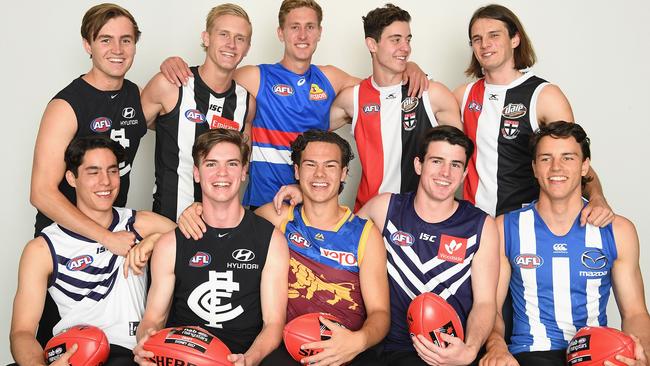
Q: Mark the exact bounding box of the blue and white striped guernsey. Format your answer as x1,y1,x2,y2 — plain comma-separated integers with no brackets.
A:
504,202,616,355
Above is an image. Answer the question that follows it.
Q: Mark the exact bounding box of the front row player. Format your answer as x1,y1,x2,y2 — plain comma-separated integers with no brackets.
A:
10,136,176,365
480,122,650,366
133,129,289,366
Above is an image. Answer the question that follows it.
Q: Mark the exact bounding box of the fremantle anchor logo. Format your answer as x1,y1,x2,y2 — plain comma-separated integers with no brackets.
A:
188,270,244,328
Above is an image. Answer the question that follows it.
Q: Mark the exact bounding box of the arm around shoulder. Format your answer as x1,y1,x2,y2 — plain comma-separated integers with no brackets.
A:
233,65,261,97
319,64,361,93
329,86,355,131
428,81,462,130
356,192,391,230
537,84,574,124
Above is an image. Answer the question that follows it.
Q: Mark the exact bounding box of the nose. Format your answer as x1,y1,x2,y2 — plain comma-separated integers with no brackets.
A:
225,34,236,48
98,170,111,185
111,40,123,54
297,26,307,40
550,157,562,171
314,164,326,177
440,162,451,177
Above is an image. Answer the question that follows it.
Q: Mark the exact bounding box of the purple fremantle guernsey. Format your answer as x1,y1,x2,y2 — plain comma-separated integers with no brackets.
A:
382,192,488,351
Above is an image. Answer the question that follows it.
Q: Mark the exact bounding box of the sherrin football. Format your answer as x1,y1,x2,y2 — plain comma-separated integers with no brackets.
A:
283,312,344,362
143,326,231,366
566,326,635,366
407,292,464,347
44,325,109,366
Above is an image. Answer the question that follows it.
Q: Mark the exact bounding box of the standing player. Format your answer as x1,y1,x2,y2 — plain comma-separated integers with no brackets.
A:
255,129,389,365
160,0,428,211
10,136,176,365
133,129,289,366
29,3,146,346
454,4,611,224
140,4,255,221
480,122,649,366
329,4,462,211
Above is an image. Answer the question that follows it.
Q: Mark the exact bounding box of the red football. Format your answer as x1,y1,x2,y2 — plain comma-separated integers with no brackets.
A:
283,312,344,362
144,326,231,366
44,325,109,366
407,292,464,346
567,326,635,366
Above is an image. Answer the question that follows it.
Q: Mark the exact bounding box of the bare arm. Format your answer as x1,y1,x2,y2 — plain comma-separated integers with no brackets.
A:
30,100,135,255
319,65,361,94
124,211,177,278
452,83,469,110
233,65,261,98
140,72,179,129
428,81,462,130
159,56,192,87
254,202,290,228
233,229,289,366
611,216,650,358
402,61,430,98
243,95,256,149
356,192,391,230
329,86,355,131
10,238,53,365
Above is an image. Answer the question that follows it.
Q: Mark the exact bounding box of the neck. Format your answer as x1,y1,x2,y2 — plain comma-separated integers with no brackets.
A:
279,55,311,75
372,61,403,87
80,206,114,230
301,198,345,230
201,199,245,228
83,68,124,91
198,62,234,93
535,192,584,235
413,189,458,223
483,67,522,85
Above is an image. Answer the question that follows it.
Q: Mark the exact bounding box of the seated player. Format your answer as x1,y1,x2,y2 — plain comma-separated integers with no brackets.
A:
254,130,389,365
10,136,176,365
273,126,499,366
480,122,649,366
133,129,289,366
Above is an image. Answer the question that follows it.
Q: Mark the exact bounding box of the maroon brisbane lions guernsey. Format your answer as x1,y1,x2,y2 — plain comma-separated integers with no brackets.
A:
352,77,438,211
461,72,548,216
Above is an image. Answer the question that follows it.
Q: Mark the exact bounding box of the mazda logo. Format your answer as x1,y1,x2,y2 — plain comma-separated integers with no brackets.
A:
581,249,607,270
232,249,255,262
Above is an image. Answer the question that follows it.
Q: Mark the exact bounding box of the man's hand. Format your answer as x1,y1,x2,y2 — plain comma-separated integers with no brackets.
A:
160,56,192,87
300,317,365,366
404,62,429,98
133,329,157,366
50,343,78,365
124,233,161,278
580,195,614,227
412,333,478,366
178,202,205,240
272,184,302,214
102,230,136,257
605,335,648,366
227,353,247,366
479,341,520,366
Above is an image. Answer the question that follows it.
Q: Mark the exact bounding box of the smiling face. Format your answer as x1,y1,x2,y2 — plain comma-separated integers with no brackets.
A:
202,14,251,72
367,20,411,76
193,142,247,204
415,141,468,203
83,16,136,80
277,6,322,63
294,141,347,204
533,136,590,202
66,148,120,215
469,17,519,74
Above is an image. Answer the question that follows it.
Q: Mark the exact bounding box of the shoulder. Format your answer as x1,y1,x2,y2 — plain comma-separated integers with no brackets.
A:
452,82,471,102
254,203,291,228
235,64,260,78
611,214,637,238
22,236,52,266
318,65,360,92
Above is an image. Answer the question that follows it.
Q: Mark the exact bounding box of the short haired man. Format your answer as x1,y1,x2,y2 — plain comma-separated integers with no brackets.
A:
133,129,289,366
480,122,649,366
255,129,389,365
140,4,255,221
330,4,463,211
454,4,612,225
10,136,176,365
30,3,147,346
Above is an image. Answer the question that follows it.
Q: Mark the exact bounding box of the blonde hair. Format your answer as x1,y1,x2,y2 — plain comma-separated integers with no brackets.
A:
203,3,252,51
278,0,322,28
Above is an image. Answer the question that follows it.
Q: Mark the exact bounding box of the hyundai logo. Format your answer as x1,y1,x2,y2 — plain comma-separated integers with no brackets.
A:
232,249,255,262
122,107,135,119
581,249,607,270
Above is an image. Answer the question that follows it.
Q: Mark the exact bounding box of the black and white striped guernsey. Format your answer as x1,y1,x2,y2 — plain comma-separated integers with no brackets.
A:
153,66,250,221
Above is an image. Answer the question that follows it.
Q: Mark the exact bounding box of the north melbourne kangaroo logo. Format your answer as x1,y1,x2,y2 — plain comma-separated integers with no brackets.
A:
188,270,244,328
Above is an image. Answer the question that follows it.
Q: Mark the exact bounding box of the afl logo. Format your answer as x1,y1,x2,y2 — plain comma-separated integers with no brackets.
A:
66,255,94,271
401,97,419,112
185,109,205,123
90,117,112,132
289,232,310,249
272,84,294,96
390,231,415,247
362,103,380,114
501,103,527,119
515,254,543,269
189,251,211,267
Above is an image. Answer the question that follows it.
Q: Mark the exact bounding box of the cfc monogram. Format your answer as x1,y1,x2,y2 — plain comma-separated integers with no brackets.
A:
187,270,243,328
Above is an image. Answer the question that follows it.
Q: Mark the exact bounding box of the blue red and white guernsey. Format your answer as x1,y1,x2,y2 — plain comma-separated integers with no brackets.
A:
41,207,145,349
382,192,488,352
280,205,374,331
461,72,549,216
352,77,438,211
244,63,335,207
504,202,616,355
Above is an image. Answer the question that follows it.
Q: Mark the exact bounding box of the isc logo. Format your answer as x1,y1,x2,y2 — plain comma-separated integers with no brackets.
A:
515,254,543,269
289,232,310,249
390,231,414,247
189,251,212,267
320,248,357,266
90,117,112,132
362,103,380,114
419,233,436,243
185,109,205,123
66,255,94,271
272,84,294,96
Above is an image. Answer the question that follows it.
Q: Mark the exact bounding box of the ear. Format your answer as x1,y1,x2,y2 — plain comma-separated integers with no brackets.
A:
294,164,299,181
82,38,92,57
201,30,209,49
414,157,422,176
532,160,538,179
340,166,348,183
65,170,77,188
581,157,590,177
365,37,378,54
511,32,521,49
193,165,200,183
277,26,285,42
241,164,248,182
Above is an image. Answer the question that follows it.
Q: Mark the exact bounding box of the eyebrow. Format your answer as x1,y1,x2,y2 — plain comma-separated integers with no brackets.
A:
302,159,340,164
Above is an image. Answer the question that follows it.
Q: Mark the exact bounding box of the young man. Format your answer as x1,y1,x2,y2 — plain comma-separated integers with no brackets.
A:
454,4,611,225
10,136,176,365
255,129,389,365
140,4,255,221
160,0,427,211
133,129,289,366
329,4,462,211
272,126,498,365
480,122,649,366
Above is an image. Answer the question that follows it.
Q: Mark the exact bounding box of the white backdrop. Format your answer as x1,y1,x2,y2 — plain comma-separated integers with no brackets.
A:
1,0,648,361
